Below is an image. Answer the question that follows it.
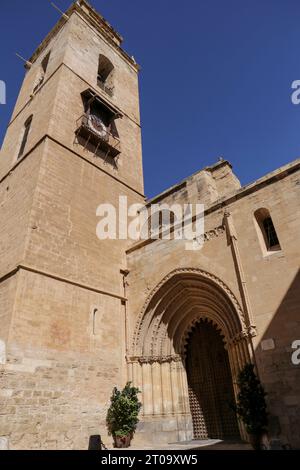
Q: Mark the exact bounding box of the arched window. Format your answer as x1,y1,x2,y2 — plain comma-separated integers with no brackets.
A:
17,115,33,160
97,55,114,96
91,307,102,336
254,208,281,253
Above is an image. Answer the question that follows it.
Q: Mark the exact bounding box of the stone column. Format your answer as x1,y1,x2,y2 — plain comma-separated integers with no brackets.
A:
229,337,250,442
235,341,243,370
161,361,173,415
152,362,162,415
170,359,180,414
228,343,239,396
178,361,190,415
133,361,142,389
127,361,133,383
177,359,193,441
142,362,153,416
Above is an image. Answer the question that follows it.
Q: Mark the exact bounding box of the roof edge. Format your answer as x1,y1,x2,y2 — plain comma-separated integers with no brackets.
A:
28,1,139,71
146,157,300,206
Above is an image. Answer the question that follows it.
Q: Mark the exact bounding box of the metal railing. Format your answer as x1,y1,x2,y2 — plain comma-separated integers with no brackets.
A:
76,114,121,157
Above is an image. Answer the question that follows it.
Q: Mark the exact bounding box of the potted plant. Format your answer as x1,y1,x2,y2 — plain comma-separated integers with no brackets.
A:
234,363,268,450
106,382,142,448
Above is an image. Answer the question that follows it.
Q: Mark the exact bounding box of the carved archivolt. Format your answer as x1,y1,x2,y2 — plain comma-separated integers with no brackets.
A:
131,267,251,361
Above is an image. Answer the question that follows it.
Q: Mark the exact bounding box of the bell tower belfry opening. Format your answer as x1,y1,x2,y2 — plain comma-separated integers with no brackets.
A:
0,0,144,194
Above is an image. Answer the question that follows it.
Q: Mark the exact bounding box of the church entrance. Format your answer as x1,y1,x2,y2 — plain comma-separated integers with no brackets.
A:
132,268,251,444
186,319,240,440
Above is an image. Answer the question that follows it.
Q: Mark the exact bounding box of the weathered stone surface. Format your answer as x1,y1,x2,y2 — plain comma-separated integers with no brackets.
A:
0,0,299,450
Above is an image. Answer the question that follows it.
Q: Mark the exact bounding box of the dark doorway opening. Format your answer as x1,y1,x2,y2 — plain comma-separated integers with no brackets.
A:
186,319,240,439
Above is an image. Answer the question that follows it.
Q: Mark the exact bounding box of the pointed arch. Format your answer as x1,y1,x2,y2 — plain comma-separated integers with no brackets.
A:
128,268,252,443
131,267,247,359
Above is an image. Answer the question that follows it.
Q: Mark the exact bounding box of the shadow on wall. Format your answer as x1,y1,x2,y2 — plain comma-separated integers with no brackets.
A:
255,269,300,448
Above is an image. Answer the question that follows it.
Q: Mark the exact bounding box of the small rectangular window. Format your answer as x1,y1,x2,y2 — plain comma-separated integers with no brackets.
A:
18,116,33,160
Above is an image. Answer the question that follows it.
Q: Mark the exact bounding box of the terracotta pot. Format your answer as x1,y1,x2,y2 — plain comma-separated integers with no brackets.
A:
114,434,131,448
248,433,263,450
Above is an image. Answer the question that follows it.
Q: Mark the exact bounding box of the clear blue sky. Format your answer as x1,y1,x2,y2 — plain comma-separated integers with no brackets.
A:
1,0,300,197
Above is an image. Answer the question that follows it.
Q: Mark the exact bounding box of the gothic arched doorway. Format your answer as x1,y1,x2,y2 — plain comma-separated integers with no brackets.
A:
186,319,240,439
129,268,253,444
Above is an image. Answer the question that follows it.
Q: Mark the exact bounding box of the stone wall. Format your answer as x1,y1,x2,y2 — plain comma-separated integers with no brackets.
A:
0,268,125,449
1,0,299,450
126,160,300,448
0,0,144,450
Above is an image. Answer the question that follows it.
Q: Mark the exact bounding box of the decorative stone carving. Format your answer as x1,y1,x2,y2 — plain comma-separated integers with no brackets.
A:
247,325,257,338
127,354,182,365
196,225,225,244
227,326,257,345
132,267,247,356
181,316,228,356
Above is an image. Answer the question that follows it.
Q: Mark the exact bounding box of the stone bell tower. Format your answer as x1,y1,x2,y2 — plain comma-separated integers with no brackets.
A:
0,0,144,449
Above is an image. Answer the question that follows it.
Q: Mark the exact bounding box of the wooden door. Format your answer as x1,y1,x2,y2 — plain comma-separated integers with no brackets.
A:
186,320,239,439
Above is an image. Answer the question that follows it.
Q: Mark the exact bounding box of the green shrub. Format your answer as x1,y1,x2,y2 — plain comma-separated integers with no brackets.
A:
235,363,268,435
106,382,142,438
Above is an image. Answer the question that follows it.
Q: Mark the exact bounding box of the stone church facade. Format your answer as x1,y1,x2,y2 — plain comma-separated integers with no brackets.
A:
0,0,299,450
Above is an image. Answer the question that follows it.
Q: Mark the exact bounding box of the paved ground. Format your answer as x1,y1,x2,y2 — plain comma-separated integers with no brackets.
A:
118,439,252,451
